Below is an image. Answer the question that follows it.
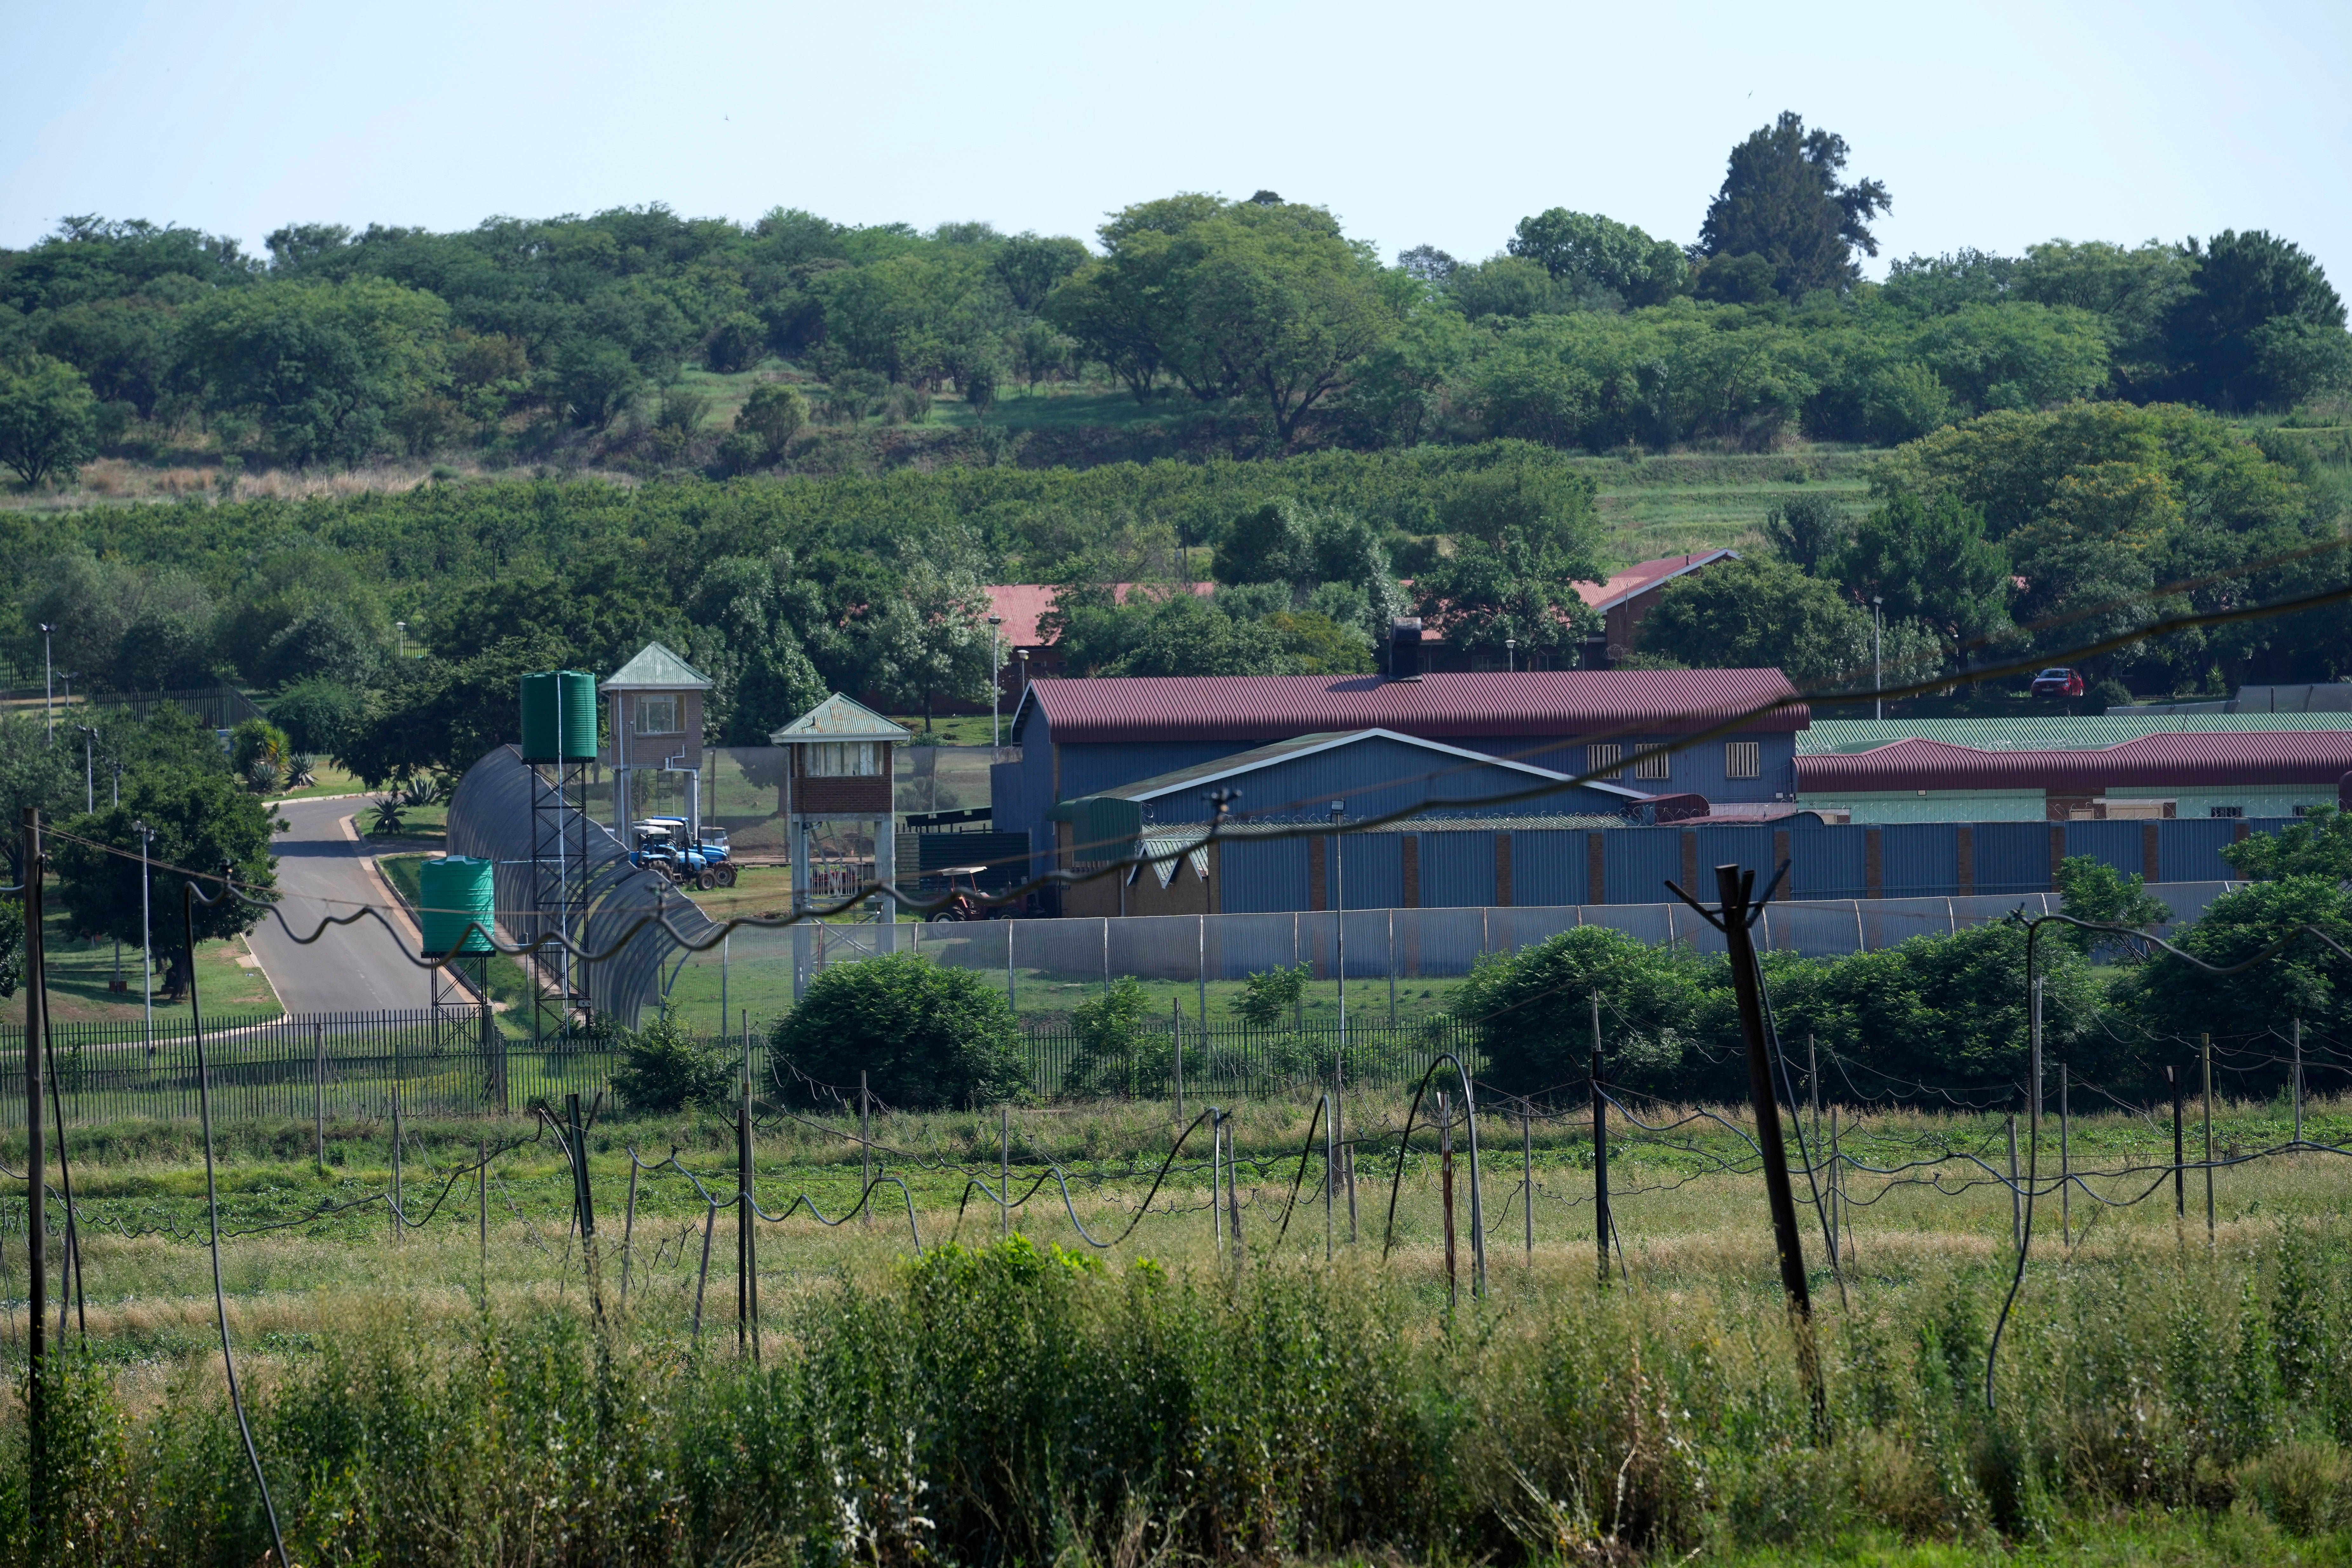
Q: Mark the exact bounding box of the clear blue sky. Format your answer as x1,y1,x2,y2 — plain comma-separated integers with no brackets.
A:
7,0,2349,285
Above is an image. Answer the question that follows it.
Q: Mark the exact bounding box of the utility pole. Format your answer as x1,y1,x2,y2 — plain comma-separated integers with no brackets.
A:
1673,863,1819,1420
76,727,95,813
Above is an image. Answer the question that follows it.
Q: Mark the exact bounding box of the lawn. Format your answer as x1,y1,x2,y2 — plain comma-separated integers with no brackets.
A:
7,906,279,1027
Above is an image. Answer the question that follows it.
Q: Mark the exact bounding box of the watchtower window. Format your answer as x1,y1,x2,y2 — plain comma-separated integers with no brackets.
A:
805,741,883,777
634,694,681,735
1587,743,1623,778
1725,741,1761,780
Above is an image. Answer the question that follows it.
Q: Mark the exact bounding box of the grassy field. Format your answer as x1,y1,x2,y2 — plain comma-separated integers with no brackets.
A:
7,1091,2352,1561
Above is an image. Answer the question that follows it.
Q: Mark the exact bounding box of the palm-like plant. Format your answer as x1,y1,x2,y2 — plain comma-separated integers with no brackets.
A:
369,796,407,836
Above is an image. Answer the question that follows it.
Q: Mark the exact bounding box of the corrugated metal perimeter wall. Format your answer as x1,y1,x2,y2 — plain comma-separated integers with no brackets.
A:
1215,816,2266,913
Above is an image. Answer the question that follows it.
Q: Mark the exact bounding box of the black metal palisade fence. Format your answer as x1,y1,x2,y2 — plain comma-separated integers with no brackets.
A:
0,1012,1481,1126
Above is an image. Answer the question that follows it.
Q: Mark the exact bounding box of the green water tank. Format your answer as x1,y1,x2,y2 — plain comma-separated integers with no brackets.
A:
556,669,598,760
418,856,497,956
519,670,599,761
519,671,561,761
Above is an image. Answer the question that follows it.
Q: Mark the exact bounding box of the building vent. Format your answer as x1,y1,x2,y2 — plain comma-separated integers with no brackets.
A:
1388,617,1423,681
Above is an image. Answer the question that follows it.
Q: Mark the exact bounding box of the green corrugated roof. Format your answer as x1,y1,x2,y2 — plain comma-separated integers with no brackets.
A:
601,641,713,691
768,693,910,742
1801,714,2352,755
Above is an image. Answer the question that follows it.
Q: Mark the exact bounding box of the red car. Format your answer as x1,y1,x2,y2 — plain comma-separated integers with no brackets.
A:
2031,667,2087,698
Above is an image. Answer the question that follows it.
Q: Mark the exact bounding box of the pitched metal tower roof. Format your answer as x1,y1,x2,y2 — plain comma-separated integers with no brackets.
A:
601,641,713,691
768,693,912,744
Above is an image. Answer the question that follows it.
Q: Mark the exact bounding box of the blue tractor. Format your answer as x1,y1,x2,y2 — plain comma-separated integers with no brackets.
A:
628,817,736,890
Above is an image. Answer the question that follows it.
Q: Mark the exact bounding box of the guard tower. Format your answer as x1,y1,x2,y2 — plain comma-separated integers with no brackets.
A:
602,642,714,836
769,694,908,915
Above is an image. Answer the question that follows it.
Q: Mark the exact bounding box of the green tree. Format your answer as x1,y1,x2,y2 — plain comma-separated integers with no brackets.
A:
552,337,640,427
993,232,1089,313
0,351,100,486
2165,230,2350,411
338,634,573,785
2116,878,2352,1063
613,1009,737,1111
2220,806,2352,882
769,952,1027,1109
1697,112,1891,298
1833,491,2012,649
1178,209,1402,443
0,715,79,878
1764,921,2108,1090
1061,978,1168,1098
734,382,807,459
859,554,993,730
1410,530,1598,669
1758,494,1849,574
1235,964,1308,1028
2053,853,2174,954
53,769,280,999
177,277,450,466
271,678,364,759
1454,926,1712,1099
1506,209,1687,305
1641,554,1940,690
683,552,829,743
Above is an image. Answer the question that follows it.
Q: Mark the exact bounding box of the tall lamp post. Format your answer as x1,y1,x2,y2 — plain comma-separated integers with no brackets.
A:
1871,596,1885,722
987,615,1004,750
75,726,96,813
396,621,407,660
39,622,54,741
134,818,154,1053
1505,636,1517,674
1329,798,1346,1055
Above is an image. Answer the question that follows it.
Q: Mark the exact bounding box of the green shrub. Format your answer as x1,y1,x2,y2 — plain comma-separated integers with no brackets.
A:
771,951,1026,1108
1062,977,1167,1098
1235,963,1307,1029
270,678,363,758
612,1009,736,1112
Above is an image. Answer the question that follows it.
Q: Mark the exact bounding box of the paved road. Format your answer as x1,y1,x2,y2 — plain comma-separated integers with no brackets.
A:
246,798,436,1013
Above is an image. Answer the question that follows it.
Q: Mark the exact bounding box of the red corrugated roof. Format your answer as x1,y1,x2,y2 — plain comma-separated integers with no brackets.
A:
984,583,1214,647
1798,731,2352,791
1572,549,1738,612
1015,670,1806,744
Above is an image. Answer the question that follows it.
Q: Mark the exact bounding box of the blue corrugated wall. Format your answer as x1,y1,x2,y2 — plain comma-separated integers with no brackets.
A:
1421,831,1499,906
1974,823,2051,895
1188,816,2273,915
1512,831,1588,904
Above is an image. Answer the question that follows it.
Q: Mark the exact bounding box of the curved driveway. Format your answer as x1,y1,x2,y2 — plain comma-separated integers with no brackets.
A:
246,797,437,1012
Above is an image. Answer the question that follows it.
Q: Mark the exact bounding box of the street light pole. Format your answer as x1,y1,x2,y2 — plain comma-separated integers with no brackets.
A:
1329,798,1346,1056
987,615,1003,750
1505,636,1516,673
135,819,153,1053
39,623,54,742
1871,596,1885,722
77,727,96,813
396,621,407,660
